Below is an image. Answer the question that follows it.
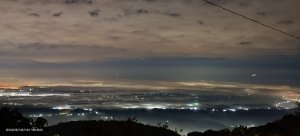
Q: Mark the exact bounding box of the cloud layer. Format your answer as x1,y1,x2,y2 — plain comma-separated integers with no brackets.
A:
0,0,300,89
0,0,299,63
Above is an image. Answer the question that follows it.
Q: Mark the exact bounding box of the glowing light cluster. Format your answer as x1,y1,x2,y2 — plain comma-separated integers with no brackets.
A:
0,91,70,97
52,105,73,110
274,96,300,109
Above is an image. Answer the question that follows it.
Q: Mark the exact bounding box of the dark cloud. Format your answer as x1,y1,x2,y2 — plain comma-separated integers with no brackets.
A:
239,41,252,46
122,8,152,16
277,19,294,25
166,12,181,17
136,9,149,14
28,13,40,17
198,20,204,25
104,17,118,22
256,12,266,17
65,0,93,4
53,12,64,17
18,43,60,50
17,43,127,52
239,2,251,7
89,9,100,17
143,0,156,2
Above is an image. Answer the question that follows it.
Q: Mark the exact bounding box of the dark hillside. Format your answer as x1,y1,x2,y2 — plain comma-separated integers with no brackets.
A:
48,120,180,136
188,114,300,136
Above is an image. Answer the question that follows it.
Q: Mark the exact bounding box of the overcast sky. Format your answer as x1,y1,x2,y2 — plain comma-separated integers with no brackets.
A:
0,0,299,90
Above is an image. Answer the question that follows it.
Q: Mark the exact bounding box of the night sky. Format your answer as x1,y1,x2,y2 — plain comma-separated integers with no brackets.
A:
0,0,299,95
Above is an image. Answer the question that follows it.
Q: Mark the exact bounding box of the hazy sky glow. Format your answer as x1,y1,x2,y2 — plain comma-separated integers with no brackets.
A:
0,0,299,90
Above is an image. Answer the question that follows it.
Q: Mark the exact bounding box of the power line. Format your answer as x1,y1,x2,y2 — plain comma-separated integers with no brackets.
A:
202,0,300,40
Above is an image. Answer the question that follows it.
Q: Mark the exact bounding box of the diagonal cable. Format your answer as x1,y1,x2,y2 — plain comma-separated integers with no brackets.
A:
202,0,300,40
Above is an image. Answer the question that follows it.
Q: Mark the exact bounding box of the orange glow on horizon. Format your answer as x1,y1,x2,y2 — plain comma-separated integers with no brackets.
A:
0,82,20,89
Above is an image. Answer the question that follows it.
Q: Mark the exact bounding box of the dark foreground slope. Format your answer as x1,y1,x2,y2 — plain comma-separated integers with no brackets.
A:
1,107,300,136
0,107,179,136
188,114,300,136
0,107,48,136
48,120,180,136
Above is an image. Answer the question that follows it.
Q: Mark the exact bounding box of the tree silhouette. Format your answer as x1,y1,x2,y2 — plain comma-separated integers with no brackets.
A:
231,126,247,136
33,117,48,128
162,121,169,129
0,107,48,136
296,102,300,115
0,107,32,129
